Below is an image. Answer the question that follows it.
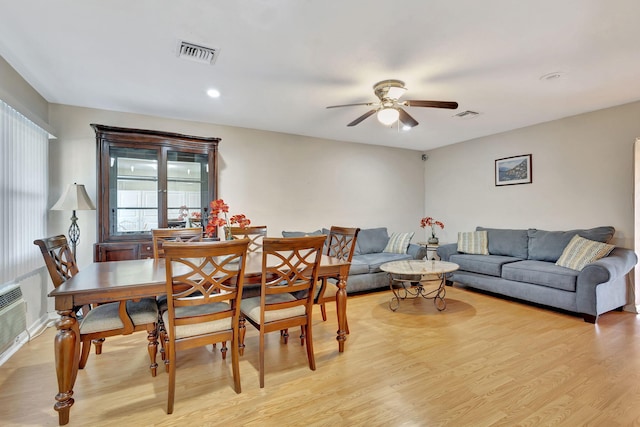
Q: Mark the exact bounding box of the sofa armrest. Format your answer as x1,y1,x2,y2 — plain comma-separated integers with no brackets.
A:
576,247,638,317
408,243,427,260
436,243,459,262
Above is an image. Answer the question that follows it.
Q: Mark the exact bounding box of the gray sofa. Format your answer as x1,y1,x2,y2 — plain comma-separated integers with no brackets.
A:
283,227,427,293
436,226,637,323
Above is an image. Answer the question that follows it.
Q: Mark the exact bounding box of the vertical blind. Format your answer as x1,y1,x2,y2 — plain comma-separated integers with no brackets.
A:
0,99,49,286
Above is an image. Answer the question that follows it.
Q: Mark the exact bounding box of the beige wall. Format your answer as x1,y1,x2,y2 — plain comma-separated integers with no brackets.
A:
48,104,427,268
424,100,640,249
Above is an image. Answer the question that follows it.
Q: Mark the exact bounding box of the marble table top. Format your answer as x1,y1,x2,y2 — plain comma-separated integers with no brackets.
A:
380,260,459,275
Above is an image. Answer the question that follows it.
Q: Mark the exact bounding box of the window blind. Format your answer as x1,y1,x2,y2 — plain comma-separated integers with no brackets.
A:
0,100,49,285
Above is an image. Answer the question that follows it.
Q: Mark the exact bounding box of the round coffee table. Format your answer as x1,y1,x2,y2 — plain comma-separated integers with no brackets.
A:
380,260,459,312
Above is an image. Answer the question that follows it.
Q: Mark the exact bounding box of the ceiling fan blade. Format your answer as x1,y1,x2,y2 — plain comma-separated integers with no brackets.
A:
326,102,376,109
398,108,419,128
404,100,458,109
347,109,377,127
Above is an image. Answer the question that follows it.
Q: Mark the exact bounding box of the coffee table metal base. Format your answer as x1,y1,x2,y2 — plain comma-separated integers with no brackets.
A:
387,274,447,311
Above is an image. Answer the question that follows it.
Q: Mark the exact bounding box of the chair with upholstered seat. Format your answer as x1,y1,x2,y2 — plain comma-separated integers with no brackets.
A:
34,235,159,375
152,227,204,361
239,235,325,388
162,239,249,414
229,225,267,252
315,226,360,331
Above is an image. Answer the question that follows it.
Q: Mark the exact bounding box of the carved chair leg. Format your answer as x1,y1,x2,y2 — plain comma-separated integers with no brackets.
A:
299,327,305,346
79,339,92,369
147,325,158,377
320,303,328,321
281,328,289,344
164,334,170,373
92,338,105,355
239,317,246,356
221,341,228,360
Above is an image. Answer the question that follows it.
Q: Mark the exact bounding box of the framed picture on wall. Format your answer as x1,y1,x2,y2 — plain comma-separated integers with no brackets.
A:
495,154,532,186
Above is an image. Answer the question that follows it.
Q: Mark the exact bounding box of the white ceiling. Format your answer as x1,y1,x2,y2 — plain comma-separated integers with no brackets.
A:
1,0,640,151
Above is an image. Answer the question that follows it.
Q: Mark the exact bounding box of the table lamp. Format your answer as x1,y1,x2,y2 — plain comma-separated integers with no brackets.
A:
51,183,96,259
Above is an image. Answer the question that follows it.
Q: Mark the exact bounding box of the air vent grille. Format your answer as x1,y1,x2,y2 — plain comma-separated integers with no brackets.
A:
454,110,480,119
177,41,219,65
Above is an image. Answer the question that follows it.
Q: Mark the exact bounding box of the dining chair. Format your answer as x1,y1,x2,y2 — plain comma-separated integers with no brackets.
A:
239,235,326,388
229,225,267,253
314,226,360,332
151,227,204,259
34,235,160,375
162,239,249,414
152,227,204,361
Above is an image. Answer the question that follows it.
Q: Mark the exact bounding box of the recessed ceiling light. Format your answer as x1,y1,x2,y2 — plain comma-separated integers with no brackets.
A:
539,71,565,81
206,88,221,98
402,125,412,131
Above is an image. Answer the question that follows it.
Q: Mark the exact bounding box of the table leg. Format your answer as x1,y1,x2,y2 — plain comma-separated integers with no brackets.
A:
335,272,348,352
54,309,80,425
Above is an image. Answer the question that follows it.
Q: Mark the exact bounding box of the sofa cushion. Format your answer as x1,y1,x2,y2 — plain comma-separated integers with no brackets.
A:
527,226,615,262
282,229,323,237
354,227,390,255
347,258,370,275
383,232,414,254
476,227,529,259
502,260,579,292
353,252,412,274
449,254,520,277
457,231,489,255
555,235,615,271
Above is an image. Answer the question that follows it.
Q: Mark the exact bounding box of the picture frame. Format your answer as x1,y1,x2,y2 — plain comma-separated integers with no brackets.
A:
495,154,532,186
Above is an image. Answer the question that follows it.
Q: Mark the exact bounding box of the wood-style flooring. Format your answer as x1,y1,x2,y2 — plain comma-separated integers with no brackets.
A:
2,285,640,426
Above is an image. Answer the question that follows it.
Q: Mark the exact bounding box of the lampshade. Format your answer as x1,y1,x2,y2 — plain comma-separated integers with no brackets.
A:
51,183,96,211
377,107,399,126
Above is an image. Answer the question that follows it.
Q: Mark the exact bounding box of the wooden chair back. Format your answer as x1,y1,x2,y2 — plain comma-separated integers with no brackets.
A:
151,227,203,259
260,236,326,319
33,235,79,288
162,239,250,412
229,225,267,253
316,226,360,324
325,226,360,261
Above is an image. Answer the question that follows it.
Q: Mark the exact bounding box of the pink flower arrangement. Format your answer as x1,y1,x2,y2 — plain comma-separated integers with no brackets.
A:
205,199,251,239
420,217,444,238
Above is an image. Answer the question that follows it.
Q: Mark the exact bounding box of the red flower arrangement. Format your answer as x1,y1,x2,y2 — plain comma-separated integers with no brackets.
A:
420,216,444,239
205,199,251,239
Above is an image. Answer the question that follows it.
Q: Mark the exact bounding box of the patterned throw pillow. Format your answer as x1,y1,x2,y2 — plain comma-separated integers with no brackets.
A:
555,235,615,271
383,232,414,254
457,231,489,255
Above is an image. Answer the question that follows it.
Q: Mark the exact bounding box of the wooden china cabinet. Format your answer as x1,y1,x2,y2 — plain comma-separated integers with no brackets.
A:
92,124,219,262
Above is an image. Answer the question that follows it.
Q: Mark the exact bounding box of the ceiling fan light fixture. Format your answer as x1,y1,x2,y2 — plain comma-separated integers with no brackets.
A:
377,107,399,126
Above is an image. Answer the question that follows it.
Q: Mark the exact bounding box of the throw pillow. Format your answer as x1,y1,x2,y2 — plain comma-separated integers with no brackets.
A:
383,232,414,254
457,231,489,255
356,227,390,254
555,235,615,271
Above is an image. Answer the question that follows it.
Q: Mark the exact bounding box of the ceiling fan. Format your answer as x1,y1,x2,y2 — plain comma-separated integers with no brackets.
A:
326,79,458,128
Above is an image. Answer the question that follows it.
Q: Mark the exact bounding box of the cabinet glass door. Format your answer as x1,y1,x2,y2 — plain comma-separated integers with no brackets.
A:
167,151,209,229
109,147,158,236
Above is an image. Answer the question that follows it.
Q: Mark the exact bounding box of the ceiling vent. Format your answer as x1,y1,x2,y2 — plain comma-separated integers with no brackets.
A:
177,41,219,65
454,110,480,119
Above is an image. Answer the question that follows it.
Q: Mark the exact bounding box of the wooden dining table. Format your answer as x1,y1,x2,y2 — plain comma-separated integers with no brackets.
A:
48,252,350,425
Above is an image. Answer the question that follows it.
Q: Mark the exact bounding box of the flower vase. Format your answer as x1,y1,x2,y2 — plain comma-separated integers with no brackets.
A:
428,236,439,245
224,226,234,241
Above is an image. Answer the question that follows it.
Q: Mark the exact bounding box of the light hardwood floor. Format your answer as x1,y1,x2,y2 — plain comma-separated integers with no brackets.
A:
2,286,640,426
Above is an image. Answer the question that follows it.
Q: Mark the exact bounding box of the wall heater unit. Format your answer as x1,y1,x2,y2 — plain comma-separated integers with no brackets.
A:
0,284,27,354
